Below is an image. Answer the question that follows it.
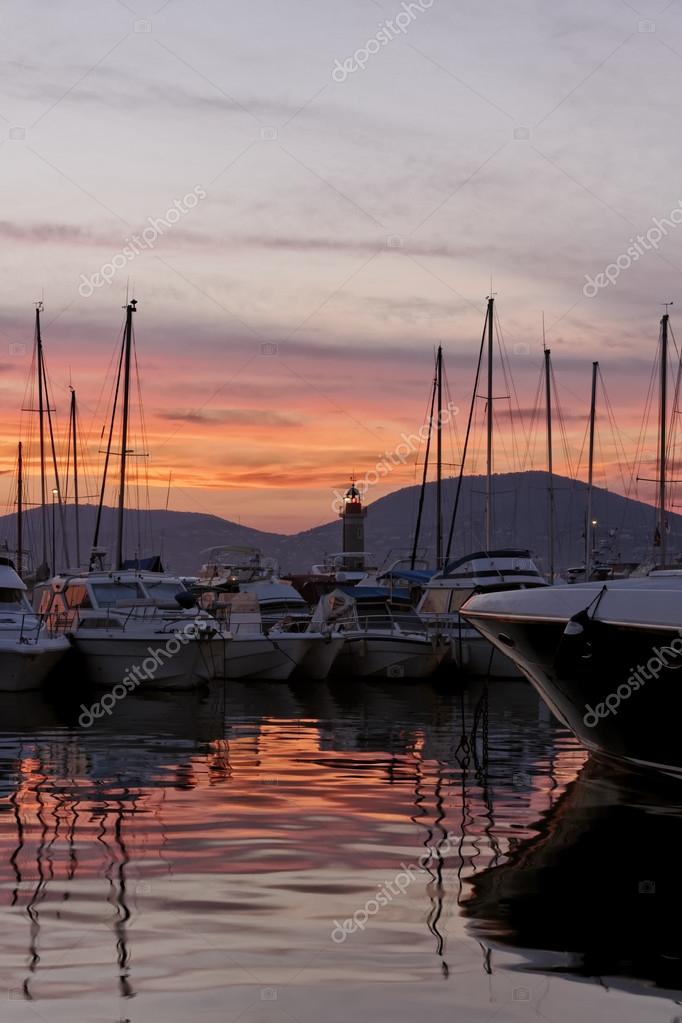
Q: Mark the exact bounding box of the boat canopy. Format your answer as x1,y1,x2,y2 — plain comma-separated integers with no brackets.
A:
122,556,164,572
442,548,535,577
377,568,434,585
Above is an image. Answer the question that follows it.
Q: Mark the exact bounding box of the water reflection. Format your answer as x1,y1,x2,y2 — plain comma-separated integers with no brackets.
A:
464,757,682,996
0,680,677,1020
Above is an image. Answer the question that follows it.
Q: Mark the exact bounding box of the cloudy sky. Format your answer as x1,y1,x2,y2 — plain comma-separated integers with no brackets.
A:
1,0,682,532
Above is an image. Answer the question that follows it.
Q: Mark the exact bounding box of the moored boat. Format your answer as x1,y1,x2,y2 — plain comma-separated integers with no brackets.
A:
312,587,449,679
461,573,682,776
0,559,69,692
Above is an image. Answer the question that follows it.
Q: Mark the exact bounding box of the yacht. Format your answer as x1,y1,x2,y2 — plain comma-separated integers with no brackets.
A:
312,587,449,679
195,589,315,681
418,549,548,677
195,546,310,628
460,573,682,776
195,546,343,679
0,559,69,691
33,569,225,690
461,308,682,773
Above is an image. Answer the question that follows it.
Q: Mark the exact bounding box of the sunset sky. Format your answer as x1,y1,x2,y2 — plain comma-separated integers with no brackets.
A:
2,0,682,532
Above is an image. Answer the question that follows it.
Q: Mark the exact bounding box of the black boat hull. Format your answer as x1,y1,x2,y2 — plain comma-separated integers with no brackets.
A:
463,614,682,776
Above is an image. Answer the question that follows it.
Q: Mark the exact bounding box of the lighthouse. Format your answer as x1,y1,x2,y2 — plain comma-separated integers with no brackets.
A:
340,478,366,571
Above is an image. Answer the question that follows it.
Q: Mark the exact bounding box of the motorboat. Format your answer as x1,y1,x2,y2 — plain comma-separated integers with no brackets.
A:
195,546,343,679
312,587,449,679
195,590,314,681
418,549,548,677
460,573,682,776
195,545,310,629
0,559,69,692
33,569,225,690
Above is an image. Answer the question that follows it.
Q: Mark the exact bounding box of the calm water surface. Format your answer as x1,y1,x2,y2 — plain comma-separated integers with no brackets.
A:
0,679,679,1022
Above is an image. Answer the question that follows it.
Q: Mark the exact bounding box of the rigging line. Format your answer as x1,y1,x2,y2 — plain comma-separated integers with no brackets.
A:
630,333,660,504
550,362,575,481
41,347,71,568
494,325,519,472
665,328,682,503
445,313,487,562
410,353,438,569
494,306,529,462
93,328,126,551
599,368,635,501
519,364,544,472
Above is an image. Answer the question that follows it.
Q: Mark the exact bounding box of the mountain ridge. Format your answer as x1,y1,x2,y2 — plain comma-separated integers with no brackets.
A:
0,471,674,576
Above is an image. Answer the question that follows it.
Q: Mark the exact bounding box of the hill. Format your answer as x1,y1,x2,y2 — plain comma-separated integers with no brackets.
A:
0,472,672,576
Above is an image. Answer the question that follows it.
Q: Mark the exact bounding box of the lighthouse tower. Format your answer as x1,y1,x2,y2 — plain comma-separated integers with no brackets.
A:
340,478,366,571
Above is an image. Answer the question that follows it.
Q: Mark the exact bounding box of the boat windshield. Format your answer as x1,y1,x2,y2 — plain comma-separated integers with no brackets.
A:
92,581,145,607
0,588,29,611
420,589,451,614
141,580,187,603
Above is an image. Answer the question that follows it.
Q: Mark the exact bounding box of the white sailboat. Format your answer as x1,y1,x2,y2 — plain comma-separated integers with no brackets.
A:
33,300,227,690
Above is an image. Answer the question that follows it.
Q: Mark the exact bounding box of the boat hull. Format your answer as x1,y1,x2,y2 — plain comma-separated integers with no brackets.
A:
445,623,522,678
333,634,447,679
296,634,345,680
462,598,682,776
219,636,311,681
0,638,70,692
73,633,224,690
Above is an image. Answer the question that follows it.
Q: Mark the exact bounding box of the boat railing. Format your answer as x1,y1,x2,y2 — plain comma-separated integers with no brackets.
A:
56,604,208,634
11,612,47,644
333,608,431,637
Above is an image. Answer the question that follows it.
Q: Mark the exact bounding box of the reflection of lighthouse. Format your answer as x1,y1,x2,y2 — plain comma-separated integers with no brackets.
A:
340,478,366,571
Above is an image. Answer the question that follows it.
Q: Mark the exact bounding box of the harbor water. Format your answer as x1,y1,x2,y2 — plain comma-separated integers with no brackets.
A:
0,678,678,1022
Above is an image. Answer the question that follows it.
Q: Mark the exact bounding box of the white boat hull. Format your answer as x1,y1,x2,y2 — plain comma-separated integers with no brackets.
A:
219,635,312,681
297,634,345,680
422,617,522,679
333,633,447,679
449,627,522,678
0,638,70,692
73,634,224,690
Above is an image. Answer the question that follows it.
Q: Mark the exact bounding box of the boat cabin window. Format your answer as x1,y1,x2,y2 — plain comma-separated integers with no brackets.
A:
261,600,308,618
141,580,186,602
449,590,473,611
92,581,144,607
0,588,28,611
420,589,451,614
63,585,93,610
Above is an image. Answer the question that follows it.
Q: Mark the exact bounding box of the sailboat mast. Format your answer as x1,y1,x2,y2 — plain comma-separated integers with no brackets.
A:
410,360,437,569
70,387,81,568
436,345,443,568
544,342,555,583
35,304,48,569
17,442,23,577
659,309,669,567
485,297,494,550
116,300,136,570
585,361,598,580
